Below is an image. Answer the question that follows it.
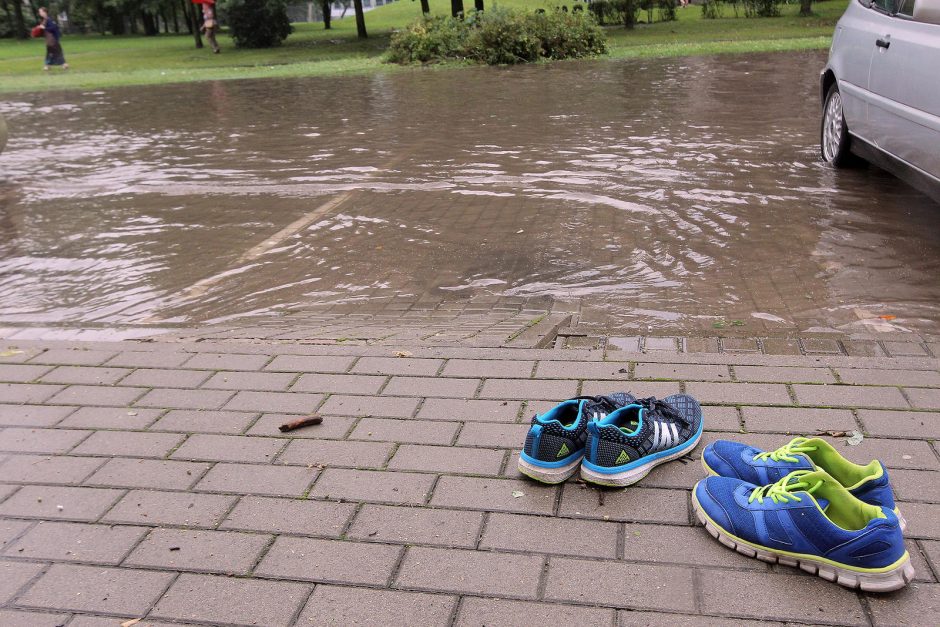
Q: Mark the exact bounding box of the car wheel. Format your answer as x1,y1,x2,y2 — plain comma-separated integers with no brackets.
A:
821,84,852,167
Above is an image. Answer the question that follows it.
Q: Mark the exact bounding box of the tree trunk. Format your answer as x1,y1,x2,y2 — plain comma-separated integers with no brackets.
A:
142,11,158,35
474,0,483,11
188,2,203,48
171,3,179,33
420,0,430,13
12,0,26,39
353,0,366,38
799,0,812,16
451,0,464,17
321,0,331,28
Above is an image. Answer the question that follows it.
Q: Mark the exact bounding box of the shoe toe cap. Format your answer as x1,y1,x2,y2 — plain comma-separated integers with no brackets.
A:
695,476,749,533
702,440,747,478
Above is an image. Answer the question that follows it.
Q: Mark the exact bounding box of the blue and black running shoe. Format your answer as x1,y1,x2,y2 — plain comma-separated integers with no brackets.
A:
581,395,704,487
518,393,635,484
702,436,905,530
693,470,914,592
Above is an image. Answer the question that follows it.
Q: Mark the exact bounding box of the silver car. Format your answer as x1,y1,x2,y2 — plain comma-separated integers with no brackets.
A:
821,0,940,200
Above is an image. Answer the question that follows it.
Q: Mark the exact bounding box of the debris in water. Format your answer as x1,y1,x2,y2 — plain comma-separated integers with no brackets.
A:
279,415,323,432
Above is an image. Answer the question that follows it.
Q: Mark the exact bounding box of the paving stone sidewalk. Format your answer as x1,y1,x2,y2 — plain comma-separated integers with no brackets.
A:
0,339,938,626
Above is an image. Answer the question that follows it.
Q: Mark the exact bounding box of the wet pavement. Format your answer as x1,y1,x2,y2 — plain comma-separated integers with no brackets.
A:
1,50,939,338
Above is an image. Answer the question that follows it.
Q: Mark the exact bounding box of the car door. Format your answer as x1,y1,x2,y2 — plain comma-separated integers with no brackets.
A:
867,0,940,178
831,0,886,141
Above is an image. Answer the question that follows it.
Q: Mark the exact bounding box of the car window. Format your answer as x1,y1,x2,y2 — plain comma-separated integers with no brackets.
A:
870,0,897,12
896,0,915,15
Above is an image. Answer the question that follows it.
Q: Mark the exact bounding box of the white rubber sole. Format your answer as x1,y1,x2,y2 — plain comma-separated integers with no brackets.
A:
692,490,914,592
580,430,703,487
517,455,581,484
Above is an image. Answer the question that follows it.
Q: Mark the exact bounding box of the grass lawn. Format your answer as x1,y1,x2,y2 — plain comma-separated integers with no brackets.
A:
0,0,848,93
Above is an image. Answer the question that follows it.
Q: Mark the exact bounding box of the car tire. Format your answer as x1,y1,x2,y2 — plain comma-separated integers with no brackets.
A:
820,84,853,167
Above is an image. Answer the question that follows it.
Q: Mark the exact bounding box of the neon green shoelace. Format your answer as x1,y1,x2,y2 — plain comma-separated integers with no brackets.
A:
752,437,817,464
748,470,823,505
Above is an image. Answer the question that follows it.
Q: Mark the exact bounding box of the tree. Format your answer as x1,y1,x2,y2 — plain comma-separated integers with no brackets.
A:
420,0,429,13
799,0,812,16
11,0,27,38
226,0,292,47
474,0,483,11
320,0,330,28
352,0,365,37
450,0,463,17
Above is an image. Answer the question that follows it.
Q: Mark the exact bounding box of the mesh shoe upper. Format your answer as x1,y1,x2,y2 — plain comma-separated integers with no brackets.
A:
585,395,703,468
521,393,635,465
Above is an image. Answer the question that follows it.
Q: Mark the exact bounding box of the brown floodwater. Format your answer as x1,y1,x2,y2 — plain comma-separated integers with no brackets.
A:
1,51,938,335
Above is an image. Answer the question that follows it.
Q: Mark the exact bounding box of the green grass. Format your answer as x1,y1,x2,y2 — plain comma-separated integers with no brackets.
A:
0,0,848,93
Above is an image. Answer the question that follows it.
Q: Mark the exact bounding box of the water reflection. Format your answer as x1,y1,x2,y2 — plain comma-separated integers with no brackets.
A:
0,51,938,333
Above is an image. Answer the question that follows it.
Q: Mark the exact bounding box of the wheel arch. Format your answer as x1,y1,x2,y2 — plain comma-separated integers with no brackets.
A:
821,70,838,109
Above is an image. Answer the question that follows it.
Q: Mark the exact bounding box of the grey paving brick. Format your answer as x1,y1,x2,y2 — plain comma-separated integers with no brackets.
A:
220,496,355,537
106,351,191,368
558,483,689,524
103,490,236,527
0,427,90,454
443,359,534,378
395,546,542,597
264,354,356,373
891,469,940,503
0,609,68,627
801,338,843,354
347,504,483,548
582,380,680,399
318,394,419,418
350,418,459,445
701,405,741,432
623,522,763,569
793,384,909,409
545,557,695,611
456,422,529,448
900,501,940,539
868,582,940,626
0,519,31,549
202,370,296,391
125,528,270,574
171,433,285,463
85,458,210,490
256,536,401,585
922,540,940,578
618,612,782,626
247,413,355,439
18,563,173,614
149,573,309,626
149,409,257,434
3,521,146,564
58,406,161,430
310,468,434,505
431,476,555,515
685,382,791,405
137,388,234,410
0,560,44,603
72,431,184,458
858,409,940,439
906,387,940,410
634,363,732,382
39,366,130,386
480,512,618,558
382,376,480,399
883,341,929,356
0,486,120,522
182,352,271,371
417,398,521,423
195,463,316,496
0,404,74,427
0,383,63,404
291,373,386,394
0,454,104,484
297,585,456,627
277,439,393,468
0,364,53,383
388,444,505,475
641,454,715,489
907,538,936,583
456,598,615,627
838,368,940,387
479,378,578,400
741,406,857,434
352,356,443,376
699,570,865,622
223,390,323,414
120,368,212,388
733,365,835,384
48,385,146,407
536,361,631,380
30,349,117,366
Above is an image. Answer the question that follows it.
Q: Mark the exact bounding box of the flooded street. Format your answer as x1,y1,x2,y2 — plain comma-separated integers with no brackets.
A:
1,50,938,337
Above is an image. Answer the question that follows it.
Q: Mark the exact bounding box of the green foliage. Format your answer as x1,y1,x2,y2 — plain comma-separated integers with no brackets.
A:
588,0,640,27
701,0,723,18
658,0,677,22
387,7,607,66
744,0,781,17
223,0,292,48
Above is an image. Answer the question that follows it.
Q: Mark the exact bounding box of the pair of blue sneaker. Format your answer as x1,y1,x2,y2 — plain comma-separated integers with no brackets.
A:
518,392,704,487
694,437,914,591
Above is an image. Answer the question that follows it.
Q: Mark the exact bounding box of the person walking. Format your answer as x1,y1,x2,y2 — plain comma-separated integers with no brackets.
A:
201,2,221,54
37,7,68,71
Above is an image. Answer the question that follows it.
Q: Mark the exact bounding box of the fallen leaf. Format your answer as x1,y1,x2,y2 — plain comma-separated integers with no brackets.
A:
511,490,524,498
394,351,412,358
0,349,24,357
846,430,864,446
121,620,142,627
815,429,848,438
878,315,896,320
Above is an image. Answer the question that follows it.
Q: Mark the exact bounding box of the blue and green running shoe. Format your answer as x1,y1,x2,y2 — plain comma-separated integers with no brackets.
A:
693,470,914,592
580,395,704,487
701,436,905,529
518,393,635,484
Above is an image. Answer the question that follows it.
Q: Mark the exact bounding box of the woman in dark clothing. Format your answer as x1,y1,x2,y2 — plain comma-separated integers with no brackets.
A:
37,7,68,71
